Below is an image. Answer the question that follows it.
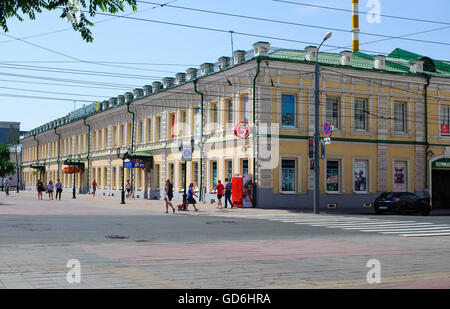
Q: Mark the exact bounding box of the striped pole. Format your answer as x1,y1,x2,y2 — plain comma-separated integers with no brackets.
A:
352,0,360,52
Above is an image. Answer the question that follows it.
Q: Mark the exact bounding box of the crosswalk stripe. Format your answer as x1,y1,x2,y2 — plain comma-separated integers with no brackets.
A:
309,221,417,227
338,223,434,229
356,224,448,231
404,232,450,237
379,228,450,234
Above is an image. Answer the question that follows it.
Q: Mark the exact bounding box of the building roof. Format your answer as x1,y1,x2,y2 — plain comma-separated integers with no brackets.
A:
22,44,450,140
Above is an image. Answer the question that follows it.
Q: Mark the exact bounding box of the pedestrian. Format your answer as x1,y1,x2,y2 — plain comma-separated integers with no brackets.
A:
424,186,431,203
4,179,9,196
92,179,97,197
36,179,44,200
164,179,175,213
55,179,63,201
242,182,253,208
224,178,233,208
215,180,225,209
186,183,199,212
126,180,131,198
47,180,54,200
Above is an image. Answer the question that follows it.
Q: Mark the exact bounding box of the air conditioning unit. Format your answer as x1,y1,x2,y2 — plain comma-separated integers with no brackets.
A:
327,203,337,209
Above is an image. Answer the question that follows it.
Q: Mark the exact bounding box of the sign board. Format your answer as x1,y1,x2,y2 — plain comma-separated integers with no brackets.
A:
32,171,39,176
432,159,450,169
323,122,332,136
64,167,79,174
124,161,145,169
441,125,450,135
182,147,193,162
234,122,251,139
324,137,331,145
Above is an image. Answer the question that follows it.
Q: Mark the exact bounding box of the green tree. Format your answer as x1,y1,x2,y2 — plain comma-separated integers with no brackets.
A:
0,142,15,191
0,0,137,42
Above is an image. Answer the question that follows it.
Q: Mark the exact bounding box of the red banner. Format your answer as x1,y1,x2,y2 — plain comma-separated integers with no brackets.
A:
64,167,79,174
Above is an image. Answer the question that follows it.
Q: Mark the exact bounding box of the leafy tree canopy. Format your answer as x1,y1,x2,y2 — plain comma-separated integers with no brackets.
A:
0,0,137,42
0,142,15,178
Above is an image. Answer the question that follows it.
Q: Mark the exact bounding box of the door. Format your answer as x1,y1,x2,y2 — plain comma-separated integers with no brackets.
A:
432,170,450,208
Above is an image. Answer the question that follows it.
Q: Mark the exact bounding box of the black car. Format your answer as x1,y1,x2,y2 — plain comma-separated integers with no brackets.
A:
374,192,431,216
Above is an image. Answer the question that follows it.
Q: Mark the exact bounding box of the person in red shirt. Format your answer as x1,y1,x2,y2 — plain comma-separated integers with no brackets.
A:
92,180,97,197
215,180,225,209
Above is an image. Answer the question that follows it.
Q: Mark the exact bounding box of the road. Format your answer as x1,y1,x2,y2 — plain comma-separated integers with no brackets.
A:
0,191,450,289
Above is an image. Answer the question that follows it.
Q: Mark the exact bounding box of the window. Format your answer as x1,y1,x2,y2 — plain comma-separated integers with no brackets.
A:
394,102,406,132
139,120,144,143
211,161,218,190
98,130,102,150
180,110,187,136
226,99,233,126
120,125,124,145
127,123,132,145
104,128,108,149
211,103,218,131
242,95,250,123
154,164,160,189
193,162,199,189
354,160,368,193
156,116,161,140
225,160,233,180
440,106,450,136
354,99,367,131
281,159,296,192
326,97,340,129
194,108,201,136
393,161,407,192
147,118,152,142
113,126,117,146
169,113,176,139
180,163,186,191
112,167,117,189
169,163,174,185
242,159,249,175
281,94,296,127
326,160,340,192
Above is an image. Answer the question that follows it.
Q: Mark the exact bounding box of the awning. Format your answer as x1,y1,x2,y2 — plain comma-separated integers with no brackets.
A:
131,151,153,160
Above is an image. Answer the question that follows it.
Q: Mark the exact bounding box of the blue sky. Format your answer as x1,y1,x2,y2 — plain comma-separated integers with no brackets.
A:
1,0,449,131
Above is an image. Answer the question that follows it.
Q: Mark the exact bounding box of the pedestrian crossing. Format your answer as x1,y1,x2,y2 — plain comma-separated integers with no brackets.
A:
207,213,450,237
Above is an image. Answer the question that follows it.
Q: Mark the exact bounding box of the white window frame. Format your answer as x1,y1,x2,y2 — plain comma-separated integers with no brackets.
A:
279,155,302,194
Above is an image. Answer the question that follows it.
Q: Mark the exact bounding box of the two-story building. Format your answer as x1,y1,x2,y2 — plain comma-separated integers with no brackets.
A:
20,42,450,210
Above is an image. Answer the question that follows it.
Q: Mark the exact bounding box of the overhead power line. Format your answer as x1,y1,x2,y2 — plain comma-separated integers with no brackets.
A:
272,0,450,26
137,1,450,47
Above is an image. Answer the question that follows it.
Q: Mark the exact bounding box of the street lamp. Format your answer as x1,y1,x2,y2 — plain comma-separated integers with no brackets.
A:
117,147,132,205
314,31,332,215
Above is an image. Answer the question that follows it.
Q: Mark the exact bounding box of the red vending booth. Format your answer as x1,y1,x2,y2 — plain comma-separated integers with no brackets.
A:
232,174,254,208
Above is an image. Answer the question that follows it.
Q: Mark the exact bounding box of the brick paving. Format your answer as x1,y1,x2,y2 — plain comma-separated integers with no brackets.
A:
0,191,449,289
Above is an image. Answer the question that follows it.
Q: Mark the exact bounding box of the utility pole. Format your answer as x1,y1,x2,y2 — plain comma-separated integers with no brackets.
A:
314,32,332,215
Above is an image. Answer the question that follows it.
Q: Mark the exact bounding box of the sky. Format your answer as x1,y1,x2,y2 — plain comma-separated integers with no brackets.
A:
1,0,449,131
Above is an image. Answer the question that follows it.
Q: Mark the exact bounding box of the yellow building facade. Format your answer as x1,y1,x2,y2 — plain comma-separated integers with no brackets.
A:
21,42,450,209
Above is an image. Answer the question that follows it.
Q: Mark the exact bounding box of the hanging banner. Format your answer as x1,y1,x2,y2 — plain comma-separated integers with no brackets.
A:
234,122,250,139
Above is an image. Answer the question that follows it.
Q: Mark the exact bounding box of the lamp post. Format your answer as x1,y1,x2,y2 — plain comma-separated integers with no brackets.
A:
117,148,132,205
314,31,332,215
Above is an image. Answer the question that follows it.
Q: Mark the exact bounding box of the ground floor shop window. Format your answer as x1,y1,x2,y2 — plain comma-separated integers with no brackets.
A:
393,161,407,192
154,164,160,190
225,160,233,180
242,159,249,175
180,163,186,191
169,163,174,185
354,160,368,193
326,160,340,193
211,161,218,190
281,159,296,192
192,162,199,189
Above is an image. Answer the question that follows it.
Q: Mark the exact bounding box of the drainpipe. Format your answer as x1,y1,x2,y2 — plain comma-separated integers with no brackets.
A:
83,117,91,194
194,79,205,202
127,101,136,197
54,127,61,180
424,74,431,188
252,57,261,208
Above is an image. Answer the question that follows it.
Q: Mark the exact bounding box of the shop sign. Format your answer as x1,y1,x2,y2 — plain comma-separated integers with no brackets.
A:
432,159,450,169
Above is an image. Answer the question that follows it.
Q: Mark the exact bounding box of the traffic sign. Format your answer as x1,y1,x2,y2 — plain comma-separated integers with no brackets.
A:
323,122,332,136
182,147,193,162
324,137,332,145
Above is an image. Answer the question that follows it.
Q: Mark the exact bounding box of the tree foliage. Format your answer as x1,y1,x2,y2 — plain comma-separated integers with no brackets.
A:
0,142,15,178
0,0,137,42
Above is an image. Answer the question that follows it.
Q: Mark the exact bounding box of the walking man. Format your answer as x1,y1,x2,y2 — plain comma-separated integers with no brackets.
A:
215,180,225,209
224,178,233,208
55,179,63,201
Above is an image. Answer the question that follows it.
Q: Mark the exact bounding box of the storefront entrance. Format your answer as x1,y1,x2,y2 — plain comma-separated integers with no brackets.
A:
431,159,450,209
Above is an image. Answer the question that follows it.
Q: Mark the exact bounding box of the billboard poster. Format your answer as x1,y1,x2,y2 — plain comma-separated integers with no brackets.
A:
354,161,367,192
393,161,407,192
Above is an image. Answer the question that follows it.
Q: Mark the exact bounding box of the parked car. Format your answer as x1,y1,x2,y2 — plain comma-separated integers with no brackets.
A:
374,192,431,216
